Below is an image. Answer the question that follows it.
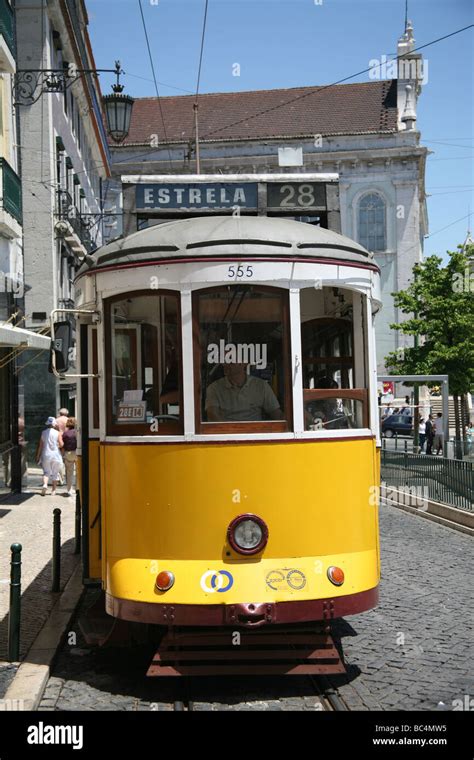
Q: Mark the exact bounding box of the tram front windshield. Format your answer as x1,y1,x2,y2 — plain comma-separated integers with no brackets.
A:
196,286,289,426
105,285,369,435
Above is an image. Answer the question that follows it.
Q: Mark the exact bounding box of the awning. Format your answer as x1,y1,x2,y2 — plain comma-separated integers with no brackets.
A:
0,324,51,350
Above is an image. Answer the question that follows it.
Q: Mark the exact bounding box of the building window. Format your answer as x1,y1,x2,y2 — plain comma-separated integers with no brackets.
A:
358,192,386,252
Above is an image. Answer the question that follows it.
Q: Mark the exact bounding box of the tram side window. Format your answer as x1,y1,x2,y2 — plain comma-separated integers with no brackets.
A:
300,287,368,431
194,286,291,431
107,292,182,433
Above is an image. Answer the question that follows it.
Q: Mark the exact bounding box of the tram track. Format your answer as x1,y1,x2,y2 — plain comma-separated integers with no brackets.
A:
311,675,349,711
169,674,348,712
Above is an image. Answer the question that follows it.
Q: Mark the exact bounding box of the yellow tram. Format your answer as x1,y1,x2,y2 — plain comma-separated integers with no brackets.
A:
52,213,382,668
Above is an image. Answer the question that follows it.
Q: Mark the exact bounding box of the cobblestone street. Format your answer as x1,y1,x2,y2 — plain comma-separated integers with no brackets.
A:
37,504,473,711
0,485,77,667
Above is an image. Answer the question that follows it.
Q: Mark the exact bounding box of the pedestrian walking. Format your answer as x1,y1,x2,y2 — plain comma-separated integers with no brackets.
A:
433,412,444,455
465,422,473,456
401,396,412,416
55,408,69,434
425,414,434,455
55,408,69,484
36,417,64,496
419,417,426,452
62,417,77,496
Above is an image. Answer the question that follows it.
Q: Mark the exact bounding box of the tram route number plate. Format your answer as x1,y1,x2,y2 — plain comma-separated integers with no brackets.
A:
266,182,327,209
117,401,146,423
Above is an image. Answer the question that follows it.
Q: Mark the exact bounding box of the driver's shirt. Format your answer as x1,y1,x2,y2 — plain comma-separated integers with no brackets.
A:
205,375,280,421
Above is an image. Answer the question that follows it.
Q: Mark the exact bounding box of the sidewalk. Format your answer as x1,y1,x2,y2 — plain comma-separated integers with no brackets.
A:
0,475,79,678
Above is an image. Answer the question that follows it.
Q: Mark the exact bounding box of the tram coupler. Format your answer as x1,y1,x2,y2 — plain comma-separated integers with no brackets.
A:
225,602,274,626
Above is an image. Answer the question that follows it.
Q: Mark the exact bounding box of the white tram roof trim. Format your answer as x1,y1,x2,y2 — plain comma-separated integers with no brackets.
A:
78,216,377,274
122,173,340,184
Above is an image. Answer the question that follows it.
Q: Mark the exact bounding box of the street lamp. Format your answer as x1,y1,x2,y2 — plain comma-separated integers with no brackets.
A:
103,61,135,143
14,60,134,144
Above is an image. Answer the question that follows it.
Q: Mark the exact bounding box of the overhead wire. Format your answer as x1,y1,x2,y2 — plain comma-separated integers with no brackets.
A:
123,71,194,94
195,0,209,103
137,0,174,168
190,0,210,166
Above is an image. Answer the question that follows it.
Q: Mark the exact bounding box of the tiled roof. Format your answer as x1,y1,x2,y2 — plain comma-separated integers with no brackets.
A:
116,79,398,147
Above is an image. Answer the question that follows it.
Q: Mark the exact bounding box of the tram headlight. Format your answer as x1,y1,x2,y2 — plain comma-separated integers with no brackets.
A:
227,514,268,555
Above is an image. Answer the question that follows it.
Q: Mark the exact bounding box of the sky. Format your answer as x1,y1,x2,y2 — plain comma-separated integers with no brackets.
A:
87,0,474,259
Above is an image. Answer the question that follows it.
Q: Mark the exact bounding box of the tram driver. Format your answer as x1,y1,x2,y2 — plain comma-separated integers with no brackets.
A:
205,363,283,422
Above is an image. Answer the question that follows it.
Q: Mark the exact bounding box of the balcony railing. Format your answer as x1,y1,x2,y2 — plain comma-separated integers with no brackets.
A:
57,189,94,252
0,0,15,58
0,159,22,225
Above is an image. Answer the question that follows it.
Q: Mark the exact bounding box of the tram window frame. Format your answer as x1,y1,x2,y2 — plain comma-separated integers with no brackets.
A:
104,289,184,436
193,284,293,434
300,294,369,431
91,327,99,431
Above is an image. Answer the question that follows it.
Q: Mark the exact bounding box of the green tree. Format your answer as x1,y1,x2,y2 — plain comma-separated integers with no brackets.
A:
385,245,474,453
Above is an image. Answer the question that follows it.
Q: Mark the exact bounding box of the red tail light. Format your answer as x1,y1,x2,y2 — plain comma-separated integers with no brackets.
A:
327,566,344,586
155,571,175,591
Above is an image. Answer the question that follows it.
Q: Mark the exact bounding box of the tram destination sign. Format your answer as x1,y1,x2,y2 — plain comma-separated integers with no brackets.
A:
267,182,327,209
136,182,258,211
135,180,330,213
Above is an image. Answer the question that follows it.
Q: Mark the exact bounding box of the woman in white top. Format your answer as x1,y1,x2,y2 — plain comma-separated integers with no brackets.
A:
418,417,426,452
36,417,64,496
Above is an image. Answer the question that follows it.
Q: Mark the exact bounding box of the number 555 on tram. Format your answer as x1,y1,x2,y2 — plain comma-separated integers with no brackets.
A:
51,214,382,658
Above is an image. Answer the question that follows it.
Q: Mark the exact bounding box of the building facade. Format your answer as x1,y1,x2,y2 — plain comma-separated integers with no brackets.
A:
0,0,25,494
16,0,111,459
108,23,428,374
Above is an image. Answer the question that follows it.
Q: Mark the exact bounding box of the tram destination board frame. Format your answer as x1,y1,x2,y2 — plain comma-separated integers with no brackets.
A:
121,174,341,234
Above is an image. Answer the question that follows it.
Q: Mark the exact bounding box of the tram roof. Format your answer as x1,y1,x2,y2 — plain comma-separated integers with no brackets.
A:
80,216,378,273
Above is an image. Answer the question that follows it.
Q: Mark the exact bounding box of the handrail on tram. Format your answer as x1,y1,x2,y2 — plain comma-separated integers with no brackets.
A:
50,307,101,380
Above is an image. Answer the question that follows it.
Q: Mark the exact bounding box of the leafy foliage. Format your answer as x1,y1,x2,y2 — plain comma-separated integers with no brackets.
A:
385,245,474,395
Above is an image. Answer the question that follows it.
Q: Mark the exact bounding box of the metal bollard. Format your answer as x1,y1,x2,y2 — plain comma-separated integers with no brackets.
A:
52,508,61,592
8,543,22,662
74,493,81,555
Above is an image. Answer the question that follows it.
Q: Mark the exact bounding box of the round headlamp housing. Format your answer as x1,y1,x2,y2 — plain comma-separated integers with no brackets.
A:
227,514,268,555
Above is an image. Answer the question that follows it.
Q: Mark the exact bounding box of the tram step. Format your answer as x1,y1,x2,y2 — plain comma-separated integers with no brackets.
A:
147,627,346,676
